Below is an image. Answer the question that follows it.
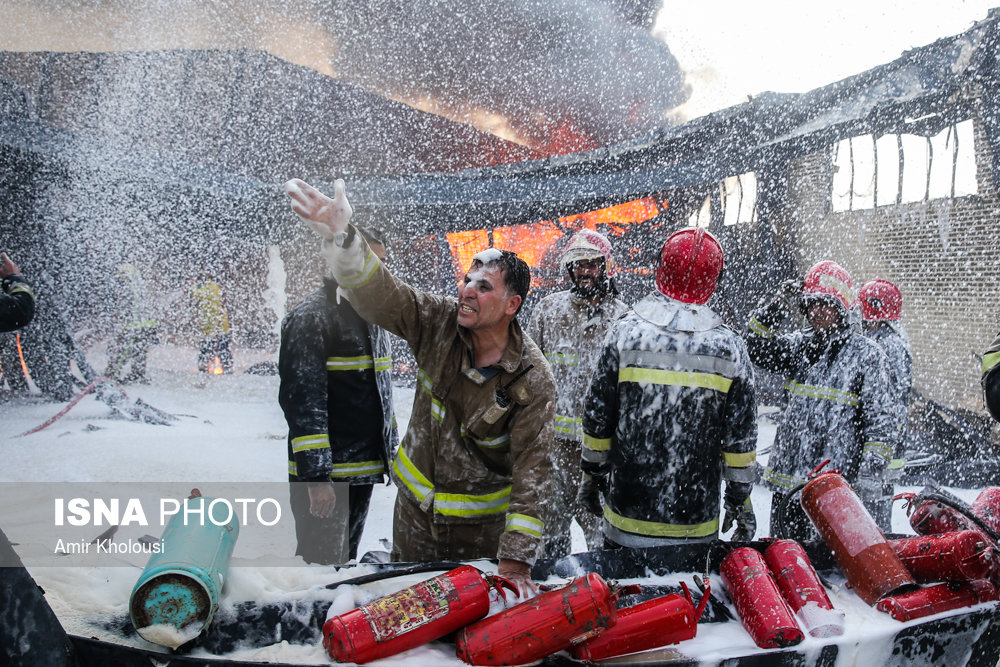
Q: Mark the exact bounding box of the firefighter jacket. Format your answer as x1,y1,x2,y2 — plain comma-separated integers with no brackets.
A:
983,330,1000,422
747,299,897,491
320,227,558,564
278,278,398,485
581,291,758,547
865,322,912,478
0,273,35,332
527,289,629,443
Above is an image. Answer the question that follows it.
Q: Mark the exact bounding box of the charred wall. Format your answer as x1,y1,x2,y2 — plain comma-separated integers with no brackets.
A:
773,104,1000,411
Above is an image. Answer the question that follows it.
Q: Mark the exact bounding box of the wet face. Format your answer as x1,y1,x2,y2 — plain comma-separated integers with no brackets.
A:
569,257,604,292
457,261,520,331
806,300,842,332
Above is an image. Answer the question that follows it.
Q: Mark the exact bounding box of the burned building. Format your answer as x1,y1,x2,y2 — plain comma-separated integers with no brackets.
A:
3,8,1000,417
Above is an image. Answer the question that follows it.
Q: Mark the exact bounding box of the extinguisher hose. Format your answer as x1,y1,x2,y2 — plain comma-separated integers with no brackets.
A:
915,492,1000,544
773,481,810,541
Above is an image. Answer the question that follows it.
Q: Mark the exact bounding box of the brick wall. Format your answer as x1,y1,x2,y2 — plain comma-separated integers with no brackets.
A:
775,103,1000,411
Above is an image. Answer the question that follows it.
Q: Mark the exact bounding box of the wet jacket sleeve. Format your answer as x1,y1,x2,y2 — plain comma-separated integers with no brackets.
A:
0,274,36,333
278,304,333,481
499,371,557,563
858,348,898,479
721,351,759,484
746,299,800,376
580,333,620,479
319,226,454,348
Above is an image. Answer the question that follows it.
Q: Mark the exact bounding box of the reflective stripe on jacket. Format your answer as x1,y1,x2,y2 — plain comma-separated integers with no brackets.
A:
582,292,757,546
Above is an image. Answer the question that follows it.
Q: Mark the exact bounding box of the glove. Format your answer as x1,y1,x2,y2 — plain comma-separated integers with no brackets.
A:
576,475,606,517
722,483,756,541
777,278,802,307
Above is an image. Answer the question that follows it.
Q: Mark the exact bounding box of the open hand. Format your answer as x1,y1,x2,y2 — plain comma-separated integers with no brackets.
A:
284,178,353,240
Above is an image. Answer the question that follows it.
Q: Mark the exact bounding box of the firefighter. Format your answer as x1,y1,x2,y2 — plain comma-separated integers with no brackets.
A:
104,263,159,384
747,261,897,540
579,228,758,548
278,227,399,564
527,230,629,556
0,251,35,333
983,329,1000,423
190,273,233,374
858,278,912,531
285,178,556,596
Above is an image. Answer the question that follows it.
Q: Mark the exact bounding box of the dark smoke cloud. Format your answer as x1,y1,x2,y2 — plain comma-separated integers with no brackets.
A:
322,0,688,147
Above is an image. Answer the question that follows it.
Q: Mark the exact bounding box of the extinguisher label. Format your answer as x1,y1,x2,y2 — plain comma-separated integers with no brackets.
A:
817,486,883,557
362,575,458,642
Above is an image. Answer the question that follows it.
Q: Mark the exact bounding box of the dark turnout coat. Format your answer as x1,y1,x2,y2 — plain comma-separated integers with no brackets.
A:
747,300,897,490
278,277,398,484
582,292,758,547
0,273,35,332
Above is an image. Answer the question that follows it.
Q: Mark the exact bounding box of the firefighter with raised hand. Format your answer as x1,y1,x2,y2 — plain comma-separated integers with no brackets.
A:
746,261,897,540
527,230,629,556
0,251,35,332
285,178,556,597
278,226,399,564
858,279,911,531
579,228,758,549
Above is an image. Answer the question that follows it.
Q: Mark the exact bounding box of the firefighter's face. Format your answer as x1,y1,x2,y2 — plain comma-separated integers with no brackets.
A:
805,300,841,331
569,257,604,290
457,261,520,331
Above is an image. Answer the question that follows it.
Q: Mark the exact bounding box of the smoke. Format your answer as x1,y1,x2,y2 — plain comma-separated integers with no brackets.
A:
323,0,689,148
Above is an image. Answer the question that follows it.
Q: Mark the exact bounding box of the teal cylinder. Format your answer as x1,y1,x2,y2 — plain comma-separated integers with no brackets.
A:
129,496,239,649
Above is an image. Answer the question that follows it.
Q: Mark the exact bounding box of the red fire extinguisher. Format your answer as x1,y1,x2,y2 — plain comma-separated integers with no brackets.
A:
907,495,975,536
763,539,844,638
890,531,995,583
876,579,998,621
454,573,640,666
568,580,710,662
970,487,1000,536
800,470,917,606
323,565,516,664
720,546,804,648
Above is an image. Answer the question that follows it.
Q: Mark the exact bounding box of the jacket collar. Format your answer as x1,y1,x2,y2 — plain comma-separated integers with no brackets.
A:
457,317,525,373
633,291,721,332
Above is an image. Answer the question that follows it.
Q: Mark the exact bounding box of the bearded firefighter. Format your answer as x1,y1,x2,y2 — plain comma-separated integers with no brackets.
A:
747,261,897,540
858,278,912,531
580,228,759,548
527,230,629,556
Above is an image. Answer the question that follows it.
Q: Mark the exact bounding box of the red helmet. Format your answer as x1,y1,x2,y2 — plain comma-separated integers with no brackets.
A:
561,229,616,277
801,260,855,311
858,279,902,320
655,228,723,305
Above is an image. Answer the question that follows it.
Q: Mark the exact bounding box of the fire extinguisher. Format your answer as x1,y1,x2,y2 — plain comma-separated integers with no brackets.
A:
889,531,995,583
720,546,804,648
763,539,844,638
905,485,978,536
323,565,516,664
800,470,916,606
876,579,999,621
454,573,641,666
568,580,710,662
970,487,1000,536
